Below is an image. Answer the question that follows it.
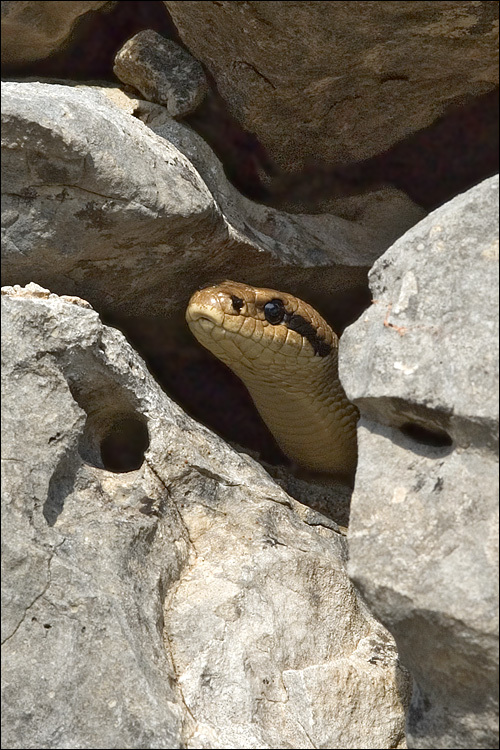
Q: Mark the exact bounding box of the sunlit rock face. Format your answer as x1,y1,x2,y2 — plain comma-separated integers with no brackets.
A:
341,175,499,749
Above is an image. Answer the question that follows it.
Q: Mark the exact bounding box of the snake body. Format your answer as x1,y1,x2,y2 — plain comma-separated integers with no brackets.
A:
186,281,358,478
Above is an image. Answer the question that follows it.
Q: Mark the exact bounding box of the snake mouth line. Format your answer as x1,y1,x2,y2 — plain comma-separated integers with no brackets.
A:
186,304,224,330
199,319,218,336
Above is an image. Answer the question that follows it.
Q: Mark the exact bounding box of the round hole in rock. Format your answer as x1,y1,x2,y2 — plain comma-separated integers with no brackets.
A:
100,415,150,473
400,422,453,448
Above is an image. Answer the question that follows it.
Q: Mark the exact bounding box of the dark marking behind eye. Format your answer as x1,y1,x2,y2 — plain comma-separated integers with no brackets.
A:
285,313,332,357
262,297,331,357
230,295,244,312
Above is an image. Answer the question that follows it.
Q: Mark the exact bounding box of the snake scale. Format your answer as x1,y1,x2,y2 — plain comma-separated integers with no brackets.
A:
186,281,359,479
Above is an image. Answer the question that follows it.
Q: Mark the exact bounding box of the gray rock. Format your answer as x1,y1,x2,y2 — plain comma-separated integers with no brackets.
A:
165,1,499,171
340,175,499,749
113,29,208,116
1,284,187,749
1,80,413,324
2,282,410,749
1,1,109,67
1,78,426,468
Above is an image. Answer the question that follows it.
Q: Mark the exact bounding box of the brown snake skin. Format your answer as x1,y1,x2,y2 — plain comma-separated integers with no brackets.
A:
186,281,359,478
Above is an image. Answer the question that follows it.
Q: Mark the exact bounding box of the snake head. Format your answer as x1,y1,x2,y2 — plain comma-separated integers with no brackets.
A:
186,281,356,477
186,280,335,374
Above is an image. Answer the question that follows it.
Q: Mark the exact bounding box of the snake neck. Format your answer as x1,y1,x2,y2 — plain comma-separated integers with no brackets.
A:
232,353,358,477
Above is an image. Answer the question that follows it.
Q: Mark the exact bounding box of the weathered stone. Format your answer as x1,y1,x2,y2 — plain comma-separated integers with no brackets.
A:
165,1,499,171
2,283,410,749
340,175,499,749
1,80,424,326
298,185,428,256
1,1,110,67
113,29,208,116
1,285,187,749
0,76,425,565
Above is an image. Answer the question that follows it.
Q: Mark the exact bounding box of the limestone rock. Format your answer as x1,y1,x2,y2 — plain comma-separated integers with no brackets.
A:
340,175,499,749
113,29,208,116
1,285,187,749
165,1,499,171
1,1,110,67
1,283,410,748
1,80,412,324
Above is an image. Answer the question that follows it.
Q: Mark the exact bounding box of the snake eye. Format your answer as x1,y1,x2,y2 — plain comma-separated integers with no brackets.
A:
230,295,244,312
264,299,285,325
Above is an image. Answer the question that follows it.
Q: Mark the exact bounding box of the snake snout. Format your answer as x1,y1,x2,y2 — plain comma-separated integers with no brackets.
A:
186,291,226,338
186,304,224,327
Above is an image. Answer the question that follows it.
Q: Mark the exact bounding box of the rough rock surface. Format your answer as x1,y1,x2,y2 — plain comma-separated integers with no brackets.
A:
1,79,423,324
1,283,410,749
113,29,208,116
340,175,499,749
1,6,497,747
1,0,110,67
165,1,499,171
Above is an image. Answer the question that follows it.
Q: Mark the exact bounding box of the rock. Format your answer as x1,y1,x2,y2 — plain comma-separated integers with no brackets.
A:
1,284,187,749
0,76,425,539
0,80,386,323
2,283,410,749
165,1,499,171
113,29,208,116
340,175,499,749
1,80,424,328
290,185,428,255
1,0,110,67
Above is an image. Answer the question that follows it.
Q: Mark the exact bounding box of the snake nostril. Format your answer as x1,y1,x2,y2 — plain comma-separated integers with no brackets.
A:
230,295,244,312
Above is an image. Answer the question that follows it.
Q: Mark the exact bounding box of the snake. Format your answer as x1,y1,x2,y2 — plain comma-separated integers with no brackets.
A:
186,281,359,479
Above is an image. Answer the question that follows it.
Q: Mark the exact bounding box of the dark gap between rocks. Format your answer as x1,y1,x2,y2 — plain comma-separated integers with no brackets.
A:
399,422,453,449
100,279,372,478
3,2,497,213
260,90,499,214
112,313,290,470
1,1,181,81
